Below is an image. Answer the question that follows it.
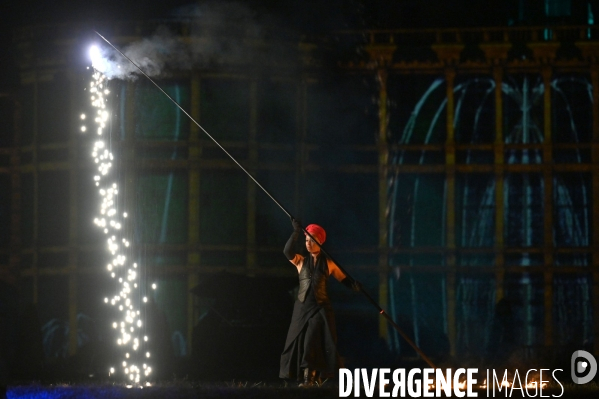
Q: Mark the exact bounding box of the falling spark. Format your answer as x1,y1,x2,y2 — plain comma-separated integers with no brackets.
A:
526,380,547,389
86,52,153,383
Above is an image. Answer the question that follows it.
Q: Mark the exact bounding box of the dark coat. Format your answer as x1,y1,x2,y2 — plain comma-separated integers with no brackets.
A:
279,254,341,379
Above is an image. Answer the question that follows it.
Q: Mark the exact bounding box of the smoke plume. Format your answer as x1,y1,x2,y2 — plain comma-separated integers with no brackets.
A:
93,1,294,80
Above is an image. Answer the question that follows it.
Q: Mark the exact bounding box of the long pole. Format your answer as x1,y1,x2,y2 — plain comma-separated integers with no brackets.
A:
94,31,437,369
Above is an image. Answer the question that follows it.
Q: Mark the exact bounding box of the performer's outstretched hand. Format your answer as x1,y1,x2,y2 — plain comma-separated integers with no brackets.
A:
342,277,362,292
350,279,362,292
291,218,302,232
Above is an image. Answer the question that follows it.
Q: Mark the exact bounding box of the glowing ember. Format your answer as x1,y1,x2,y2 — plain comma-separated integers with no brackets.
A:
526,380,547,389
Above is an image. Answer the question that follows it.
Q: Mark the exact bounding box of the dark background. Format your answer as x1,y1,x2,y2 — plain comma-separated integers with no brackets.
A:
1,0,595,91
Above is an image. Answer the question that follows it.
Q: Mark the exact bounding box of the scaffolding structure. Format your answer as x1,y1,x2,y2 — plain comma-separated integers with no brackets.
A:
1,22,598,363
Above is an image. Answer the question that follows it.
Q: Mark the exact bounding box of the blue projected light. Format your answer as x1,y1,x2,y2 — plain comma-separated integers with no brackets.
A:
7,385,127,399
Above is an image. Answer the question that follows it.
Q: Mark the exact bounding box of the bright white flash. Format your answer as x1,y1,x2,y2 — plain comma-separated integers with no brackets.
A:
89,45,107,73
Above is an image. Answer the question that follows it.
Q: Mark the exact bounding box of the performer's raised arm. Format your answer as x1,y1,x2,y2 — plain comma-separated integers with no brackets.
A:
283,218,303,272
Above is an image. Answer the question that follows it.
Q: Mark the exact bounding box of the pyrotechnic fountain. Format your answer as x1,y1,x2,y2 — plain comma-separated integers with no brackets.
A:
82,45,153,384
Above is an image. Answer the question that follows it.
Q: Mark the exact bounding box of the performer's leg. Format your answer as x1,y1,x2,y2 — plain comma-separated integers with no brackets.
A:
298,314,328,387
300,314,325,369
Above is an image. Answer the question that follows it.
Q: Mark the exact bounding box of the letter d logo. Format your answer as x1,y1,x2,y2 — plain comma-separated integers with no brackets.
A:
571,350,597,384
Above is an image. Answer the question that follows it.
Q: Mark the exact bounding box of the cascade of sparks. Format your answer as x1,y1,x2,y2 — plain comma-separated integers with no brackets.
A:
83,54,154,384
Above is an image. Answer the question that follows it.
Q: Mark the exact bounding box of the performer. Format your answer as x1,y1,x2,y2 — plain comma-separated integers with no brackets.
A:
279,219,360,387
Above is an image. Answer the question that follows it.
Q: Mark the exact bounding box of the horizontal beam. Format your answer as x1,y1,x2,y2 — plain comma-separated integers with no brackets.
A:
14,264,595,277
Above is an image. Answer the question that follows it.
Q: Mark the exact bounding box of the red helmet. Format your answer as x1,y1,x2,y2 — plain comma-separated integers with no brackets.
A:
304,224,326,244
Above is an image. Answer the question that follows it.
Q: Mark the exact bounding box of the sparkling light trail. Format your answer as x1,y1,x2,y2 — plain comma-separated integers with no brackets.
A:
83,48,154,383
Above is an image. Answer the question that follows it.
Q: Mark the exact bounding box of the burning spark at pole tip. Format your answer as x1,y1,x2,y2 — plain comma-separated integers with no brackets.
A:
88,42,126,79
89,45,105,72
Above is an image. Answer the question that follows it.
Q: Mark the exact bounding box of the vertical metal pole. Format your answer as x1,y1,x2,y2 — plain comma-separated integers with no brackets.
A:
123,80,137,311
296,78,307,219
187,71,201,354
445,67,457,357
68,71,80,356
542,66,554,348
590,65,599,357
123,81,137,221
9,96,22,286
493,66,505,302
247,79,258,276
32,76,39,304
377,68,390,341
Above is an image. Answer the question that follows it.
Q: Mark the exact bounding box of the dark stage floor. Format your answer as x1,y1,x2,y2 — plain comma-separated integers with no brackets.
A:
4,381,599,399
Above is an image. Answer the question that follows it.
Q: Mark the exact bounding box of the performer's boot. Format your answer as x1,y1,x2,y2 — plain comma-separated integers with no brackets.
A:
299,368,316,387
314,371,323,387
